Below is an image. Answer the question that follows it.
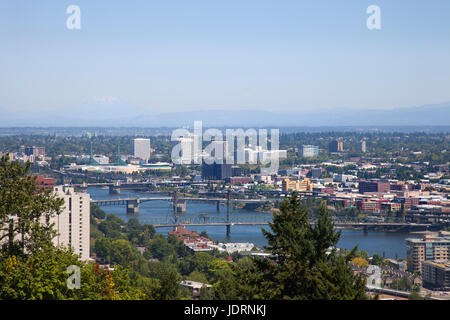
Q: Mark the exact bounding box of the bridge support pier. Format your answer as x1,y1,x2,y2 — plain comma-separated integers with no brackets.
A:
217,201,221,213
226,224,231,239
109,185,120,195
175,201,186,213
363,225,368,234
127,199,139,215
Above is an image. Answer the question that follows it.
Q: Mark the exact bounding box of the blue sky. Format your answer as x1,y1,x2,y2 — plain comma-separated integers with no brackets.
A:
1,0,450,116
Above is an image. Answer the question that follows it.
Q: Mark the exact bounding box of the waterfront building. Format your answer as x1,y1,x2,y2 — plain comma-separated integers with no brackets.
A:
132,138,151,162
300,145,319,158
406,232,450,274
422,260,450,291
66,162,171,174
282,178,313,192
226,176,252,185
356,199,381,214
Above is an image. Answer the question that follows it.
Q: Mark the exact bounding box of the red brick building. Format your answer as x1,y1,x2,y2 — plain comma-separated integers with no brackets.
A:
34,175,55,191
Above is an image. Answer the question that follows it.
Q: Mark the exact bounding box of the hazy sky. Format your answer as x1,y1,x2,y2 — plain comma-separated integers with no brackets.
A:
1,0,450,115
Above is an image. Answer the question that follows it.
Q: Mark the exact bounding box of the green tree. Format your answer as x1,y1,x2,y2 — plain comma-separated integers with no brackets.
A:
216,194,367,300
0,243,141,300
148,234,176,260
0,155,64,255
186,270,209,284
90,203,106,220
150,262,182,300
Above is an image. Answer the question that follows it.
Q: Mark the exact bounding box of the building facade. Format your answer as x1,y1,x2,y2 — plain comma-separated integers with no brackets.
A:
422,260,450,291
25,146,45,158
201,162,232,180
406,232,450,274
0,186,90,261
358,180,390,194
329,140,343,153
132,138,151,162
51,186,91,260
34,175,55,191
282,178,313,192
300,145,319,158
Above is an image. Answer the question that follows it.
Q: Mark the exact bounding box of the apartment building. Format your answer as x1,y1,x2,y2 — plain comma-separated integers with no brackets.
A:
51,186,91,260
0,186,90,261
406,232,450,274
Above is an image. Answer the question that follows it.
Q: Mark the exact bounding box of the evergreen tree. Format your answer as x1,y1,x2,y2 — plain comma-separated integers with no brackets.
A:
217,194,367,300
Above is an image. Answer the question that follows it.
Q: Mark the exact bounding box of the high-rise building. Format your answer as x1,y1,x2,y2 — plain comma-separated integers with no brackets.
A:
328,140,343,153
300,145,319,158
25,146,45,158
406,232,450,274
0,186,91,261
201,162,232,180
361,140,367,153
132,138,151,162
52,186,91,260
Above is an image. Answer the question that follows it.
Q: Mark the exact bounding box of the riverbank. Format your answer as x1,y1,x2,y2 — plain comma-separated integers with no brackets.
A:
88,187,420,259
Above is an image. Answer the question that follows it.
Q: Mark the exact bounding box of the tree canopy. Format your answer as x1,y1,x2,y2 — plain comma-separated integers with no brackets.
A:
213,194,368,300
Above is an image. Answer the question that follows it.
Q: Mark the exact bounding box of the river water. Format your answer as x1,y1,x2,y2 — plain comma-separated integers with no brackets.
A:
88,187,421,259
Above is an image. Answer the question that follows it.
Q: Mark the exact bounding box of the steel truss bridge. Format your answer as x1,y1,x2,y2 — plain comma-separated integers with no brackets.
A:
90,192,439,236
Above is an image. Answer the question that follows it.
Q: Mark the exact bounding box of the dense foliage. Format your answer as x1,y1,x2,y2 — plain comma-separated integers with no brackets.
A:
211,195,368,300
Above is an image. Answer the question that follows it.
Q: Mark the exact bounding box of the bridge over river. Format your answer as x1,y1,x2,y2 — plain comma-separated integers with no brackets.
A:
90,193,436,236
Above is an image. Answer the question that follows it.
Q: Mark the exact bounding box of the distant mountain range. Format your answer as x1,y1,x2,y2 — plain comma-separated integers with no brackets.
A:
2,101,450,127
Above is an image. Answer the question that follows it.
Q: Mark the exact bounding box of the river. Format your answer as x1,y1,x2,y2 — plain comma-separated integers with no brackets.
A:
88,187,421,259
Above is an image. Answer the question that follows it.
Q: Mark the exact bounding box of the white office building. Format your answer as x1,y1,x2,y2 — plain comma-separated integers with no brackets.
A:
300,145,319,158
132,138,151,162
361,140,367,153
